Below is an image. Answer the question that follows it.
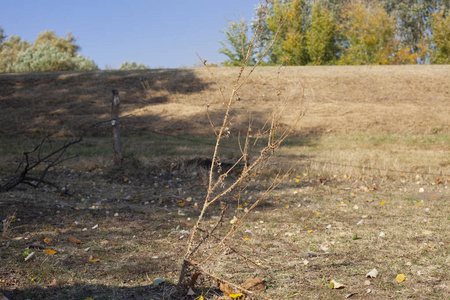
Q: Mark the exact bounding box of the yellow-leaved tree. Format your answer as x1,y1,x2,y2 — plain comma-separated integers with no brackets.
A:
339,1,395,65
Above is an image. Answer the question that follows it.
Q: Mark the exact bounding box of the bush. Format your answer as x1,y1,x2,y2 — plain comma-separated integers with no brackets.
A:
119,61,150,70
12,44,97,72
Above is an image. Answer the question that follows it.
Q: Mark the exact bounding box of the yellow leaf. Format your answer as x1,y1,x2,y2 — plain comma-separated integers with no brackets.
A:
308,230,313,233
89,258,101,262
43,237,53,244
244,238,249,241
285,205,289,208
381,201,386,205
395,274,405,283
229,293,243,299
178,202,185,207
45,249,56,255
417,202,421,206
316,212,321,216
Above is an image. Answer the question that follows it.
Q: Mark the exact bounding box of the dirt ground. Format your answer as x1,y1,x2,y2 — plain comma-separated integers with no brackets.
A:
0,66,449,299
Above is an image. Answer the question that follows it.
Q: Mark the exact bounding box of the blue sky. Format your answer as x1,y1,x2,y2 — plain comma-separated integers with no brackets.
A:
1,0,258,69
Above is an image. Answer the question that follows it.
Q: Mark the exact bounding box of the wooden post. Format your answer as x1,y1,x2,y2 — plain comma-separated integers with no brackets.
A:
111,89,122,165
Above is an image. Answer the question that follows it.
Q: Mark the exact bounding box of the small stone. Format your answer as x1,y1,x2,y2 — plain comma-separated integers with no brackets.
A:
153,278,165,286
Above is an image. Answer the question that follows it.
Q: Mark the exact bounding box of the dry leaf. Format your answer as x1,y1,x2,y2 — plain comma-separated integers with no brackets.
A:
89,258,100,262
366,268,378,278
45,249,56,255
345,292,358,298
329,280,345,289
69,236,83,244
395,274,405,283
219,282,238,296
43,237,53,244
48,279,57,286
241,277,266,291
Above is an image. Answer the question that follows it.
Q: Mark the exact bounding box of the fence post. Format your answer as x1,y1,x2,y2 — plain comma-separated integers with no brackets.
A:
111,89,122,165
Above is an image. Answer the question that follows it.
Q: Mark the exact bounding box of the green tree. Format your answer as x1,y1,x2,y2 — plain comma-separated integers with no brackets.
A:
12,44,97,72
267,0,310,65
381,0,449,55
306,2,339,65
430,10,450,63
339,1,396,65
119,61,150,70
219,18,255,66
0,28,97,73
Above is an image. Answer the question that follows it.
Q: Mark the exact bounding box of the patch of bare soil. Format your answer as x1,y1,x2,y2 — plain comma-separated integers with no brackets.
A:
1,158,449,299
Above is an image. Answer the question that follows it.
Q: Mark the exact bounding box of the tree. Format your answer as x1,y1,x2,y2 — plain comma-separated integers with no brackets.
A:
34,30,79,57
306,2,339,65
430,10,450,63
339,1,396,65
219,18,255,66
0,35,32,72
381,0,449,55
266,0,310,65
118,61,150,70
0,28,97,73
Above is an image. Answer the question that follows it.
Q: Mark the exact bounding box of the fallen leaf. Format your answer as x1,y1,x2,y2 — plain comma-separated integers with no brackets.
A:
89,258,100,263
395,274,405,283
345,292,358,298
366,268,378,278
219,282,238,296
43,237,53,244
436,177,443,184
241,277,266,291
69,236,83,244
230,216,237,224
45,249,56,255
329,280,345,289
48,279,57,286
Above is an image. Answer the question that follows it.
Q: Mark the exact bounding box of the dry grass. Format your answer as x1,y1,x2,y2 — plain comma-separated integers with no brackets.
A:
0,65,449,299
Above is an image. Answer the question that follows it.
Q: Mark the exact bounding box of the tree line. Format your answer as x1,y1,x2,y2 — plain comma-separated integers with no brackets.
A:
0,27,151,73
219,0,450,66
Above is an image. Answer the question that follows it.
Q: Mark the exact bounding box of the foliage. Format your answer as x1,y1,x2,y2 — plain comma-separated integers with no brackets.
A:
430,10,450,63
119,61,150,70
12,44,97,72
232,0,449,65
0,35,32,72
306,2,339,65
338,1,396,65
0,28,97,73
267,0,309,65
218,18,255,66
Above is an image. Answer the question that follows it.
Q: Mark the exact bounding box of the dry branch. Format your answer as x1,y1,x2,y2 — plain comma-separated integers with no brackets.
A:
0,117,129,193
177,1,305,297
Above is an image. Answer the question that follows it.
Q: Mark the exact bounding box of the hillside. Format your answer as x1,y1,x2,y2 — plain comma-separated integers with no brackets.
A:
1,65,449,138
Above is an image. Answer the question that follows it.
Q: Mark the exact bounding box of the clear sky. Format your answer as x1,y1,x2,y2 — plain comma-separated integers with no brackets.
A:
1,0,258,69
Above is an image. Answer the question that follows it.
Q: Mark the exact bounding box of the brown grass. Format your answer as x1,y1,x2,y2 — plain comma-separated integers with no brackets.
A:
1,65,449,137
